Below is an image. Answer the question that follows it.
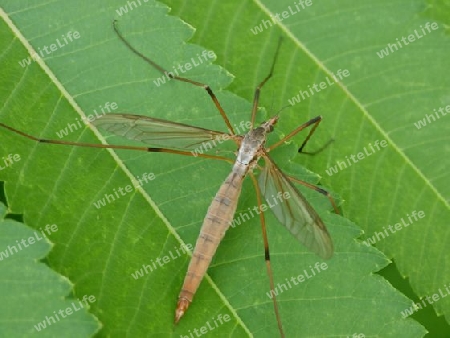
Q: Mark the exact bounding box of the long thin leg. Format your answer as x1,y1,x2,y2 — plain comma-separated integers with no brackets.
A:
250,38,283,128
268,115,322,152
249,172,285,338
112,20,235,135
286,174,340,214
298,138,334,155
0,123,234,163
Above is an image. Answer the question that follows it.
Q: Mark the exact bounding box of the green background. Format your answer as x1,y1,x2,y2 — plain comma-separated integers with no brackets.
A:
0,0,449,337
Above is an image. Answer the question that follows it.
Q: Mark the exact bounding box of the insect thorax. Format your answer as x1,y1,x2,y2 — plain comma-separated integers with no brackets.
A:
236,127,267,166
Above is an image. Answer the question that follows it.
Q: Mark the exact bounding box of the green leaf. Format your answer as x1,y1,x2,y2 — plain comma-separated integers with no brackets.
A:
0,202,100,336
161,0,450,333
0,0,442,336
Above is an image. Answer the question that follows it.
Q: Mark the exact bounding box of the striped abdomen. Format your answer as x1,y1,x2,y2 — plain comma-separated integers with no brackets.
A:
175,168,245,322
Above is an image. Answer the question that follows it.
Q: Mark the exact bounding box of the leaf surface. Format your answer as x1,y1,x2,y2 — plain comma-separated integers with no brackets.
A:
162,0,450,334
0,0,443,336
0,203,100,336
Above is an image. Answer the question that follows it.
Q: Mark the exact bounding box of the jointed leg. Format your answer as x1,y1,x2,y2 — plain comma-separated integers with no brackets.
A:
250,38,283,128
112,20,235,134
268,115,322,152
249,173,285,338
0,123,234,163
298,138,334,155
286,174,340,214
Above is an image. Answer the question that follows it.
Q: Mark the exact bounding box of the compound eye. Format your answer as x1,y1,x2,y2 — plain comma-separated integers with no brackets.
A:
268,125,274,132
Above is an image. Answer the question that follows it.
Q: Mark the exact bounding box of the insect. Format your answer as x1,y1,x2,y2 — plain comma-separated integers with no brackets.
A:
0,21,339,337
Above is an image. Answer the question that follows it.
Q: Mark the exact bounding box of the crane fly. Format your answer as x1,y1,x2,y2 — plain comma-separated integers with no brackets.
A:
0,21,339,337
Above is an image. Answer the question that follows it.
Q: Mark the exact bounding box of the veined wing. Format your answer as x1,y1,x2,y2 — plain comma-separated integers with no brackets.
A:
92,113,232,150
258,155,333,259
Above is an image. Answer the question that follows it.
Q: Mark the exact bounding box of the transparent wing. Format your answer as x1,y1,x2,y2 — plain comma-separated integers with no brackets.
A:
258,155,333,259
92,113,232,150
